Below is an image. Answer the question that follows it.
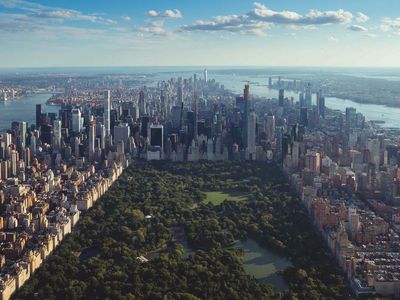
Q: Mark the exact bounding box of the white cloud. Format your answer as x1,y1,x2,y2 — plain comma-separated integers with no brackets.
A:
381,18,400,30
328,36,338,42
33,10,116,25
347,24,367,32
355,12,369,23
146,9,182,19
181,2,354,35
122,16,131,22
0,0,116,25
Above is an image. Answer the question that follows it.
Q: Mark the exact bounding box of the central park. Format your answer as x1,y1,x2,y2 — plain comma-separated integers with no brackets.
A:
13,161,346,300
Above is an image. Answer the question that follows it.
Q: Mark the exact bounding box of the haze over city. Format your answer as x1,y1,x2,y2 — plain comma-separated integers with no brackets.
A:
1,0,400,67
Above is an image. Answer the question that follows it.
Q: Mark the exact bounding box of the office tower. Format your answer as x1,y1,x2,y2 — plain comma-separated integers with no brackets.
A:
59,104,72,129
244,84,250,103
96,123,106,150
113,123,130,146
72,108,82,133
104,90,111,137
317,90,325,118
24,147,31,167
268,77,272,88
150,125,164,153
278,89,284,107
346,107,357,129
1,160,8,180
194,93,198,142
141,116,149,139
52,119,62,151
88,121,96,161
74,137,80,158
275,126,284,161
186,111,195,144
19,121,27,149
177,84,183,105
0,142,5,160
305,152,321,175
204,69,208,82
247,111,256,160
30,134,36,156
299,92,305,108
265,112,275,143
10,150,18,177
300,107,308,126
305,83,312,109
292,141,300,168
367,138,380,166
243,84,250,148
139,90,146,117
36,104,42,128
40,124,52,144
236,96,245,113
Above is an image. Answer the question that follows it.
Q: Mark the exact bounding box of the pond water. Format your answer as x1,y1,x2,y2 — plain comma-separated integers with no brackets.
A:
79,247,99,263
233,239,292,292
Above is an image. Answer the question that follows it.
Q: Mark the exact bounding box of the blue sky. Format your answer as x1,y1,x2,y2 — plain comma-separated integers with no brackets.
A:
1,0,400,67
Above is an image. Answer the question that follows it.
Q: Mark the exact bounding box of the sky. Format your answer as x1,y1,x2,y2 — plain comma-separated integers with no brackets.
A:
1,0,400,68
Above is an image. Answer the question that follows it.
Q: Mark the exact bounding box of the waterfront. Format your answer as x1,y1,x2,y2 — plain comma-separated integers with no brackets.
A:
2,70,400,130
0,93,58,131
155,70,400,128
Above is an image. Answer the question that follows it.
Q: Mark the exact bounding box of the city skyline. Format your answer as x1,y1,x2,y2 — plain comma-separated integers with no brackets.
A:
1,0,400,68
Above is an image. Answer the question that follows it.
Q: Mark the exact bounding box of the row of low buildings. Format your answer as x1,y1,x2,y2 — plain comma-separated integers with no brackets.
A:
283,112,400,297
0,159,127,300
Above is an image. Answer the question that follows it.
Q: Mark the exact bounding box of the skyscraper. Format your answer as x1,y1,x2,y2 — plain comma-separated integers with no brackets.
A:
305,83,312,109
104,90,111,137
52,119,62,151
247,111,256,160
203,69,208,82
265,112,275,143
88,120,96,161
279,89,284,107
19,121,26,149
10,150,18,177
150,125,164,153
139,90,146,117
243,84,250,148
317,90,325,118
36,104,42,128
72,108,82,133
113,123,130,146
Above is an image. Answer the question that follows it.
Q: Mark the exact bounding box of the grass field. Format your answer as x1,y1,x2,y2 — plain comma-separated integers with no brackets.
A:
203,191,247,205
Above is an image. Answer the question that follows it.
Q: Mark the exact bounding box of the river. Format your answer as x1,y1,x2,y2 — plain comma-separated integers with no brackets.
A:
1,71,400,131
0,93,58,131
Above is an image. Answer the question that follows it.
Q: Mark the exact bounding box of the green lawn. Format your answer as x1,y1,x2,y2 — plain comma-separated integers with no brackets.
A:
203,191,247,205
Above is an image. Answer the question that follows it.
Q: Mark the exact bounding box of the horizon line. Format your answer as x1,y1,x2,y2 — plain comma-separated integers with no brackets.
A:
1,65,400,70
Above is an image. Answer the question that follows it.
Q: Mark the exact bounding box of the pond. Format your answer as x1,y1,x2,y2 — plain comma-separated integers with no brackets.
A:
79,247,99,263
232,239,292,292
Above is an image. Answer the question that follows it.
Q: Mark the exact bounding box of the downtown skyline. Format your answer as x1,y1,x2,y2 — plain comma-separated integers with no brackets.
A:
1,0,400,68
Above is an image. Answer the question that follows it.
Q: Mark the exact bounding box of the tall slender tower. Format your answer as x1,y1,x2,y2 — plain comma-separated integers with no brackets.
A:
19,121,26,149
88,120,96,161
243,84,250,148
247,111,257,160
139,90,146,117
104,90,111,137
52,119,62,151
36,104,41,129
